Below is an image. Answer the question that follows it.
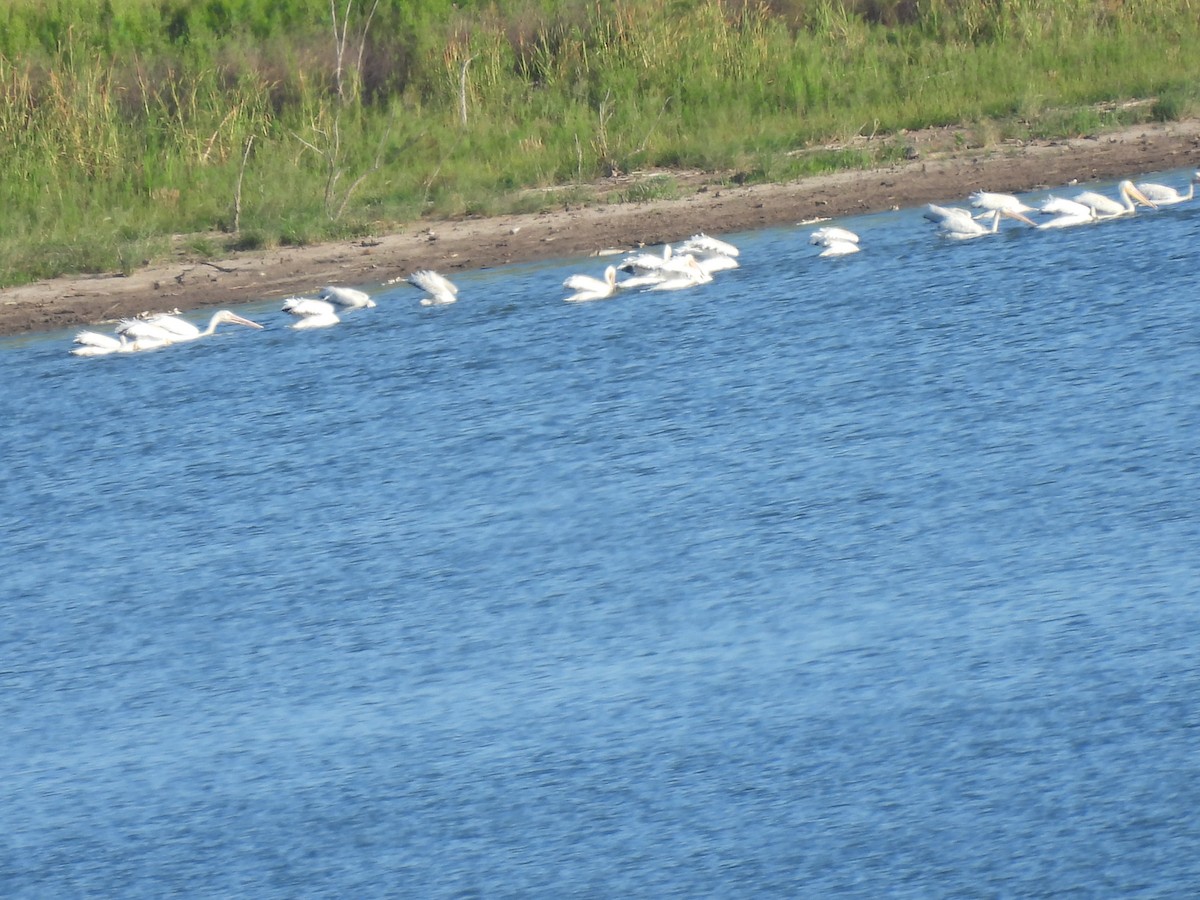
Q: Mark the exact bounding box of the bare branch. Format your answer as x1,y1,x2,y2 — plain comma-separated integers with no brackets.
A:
459,55,476,127
354,0,382,96
233,134,254,233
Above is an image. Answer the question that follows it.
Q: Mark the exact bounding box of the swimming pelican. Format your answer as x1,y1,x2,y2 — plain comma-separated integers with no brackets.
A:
925,204,1006,239
70,332,172,356
1072,180,1156,219
282,297,340,329
693,252,739,273
1134,172,1199,205
117,309,264,343
646,256,713,291
810,226,861,256
970,191,1037,223
408,269,458,306
563,265,619,303
319,285,376,308
1034,197,1097,229
616,270,671,290
677,235,740,272
619,244,674,275
677,233,740,258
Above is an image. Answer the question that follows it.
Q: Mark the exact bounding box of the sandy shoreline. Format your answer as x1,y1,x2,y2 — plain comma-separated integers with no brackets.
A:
5,120,1199,337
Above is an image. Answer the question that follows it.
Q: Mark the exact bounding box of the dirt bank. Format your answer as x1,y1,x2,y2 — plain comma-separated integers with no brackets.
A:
5,120,1199,337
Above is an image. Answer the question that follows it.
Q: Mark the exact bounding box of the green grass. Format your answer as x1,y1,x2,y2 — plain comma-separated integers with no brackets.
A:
1,0,1199,285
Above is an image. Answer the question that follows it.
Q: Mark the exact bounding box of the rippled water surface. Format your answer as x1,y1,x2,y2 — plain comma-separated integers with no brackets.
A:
4,171,1200,897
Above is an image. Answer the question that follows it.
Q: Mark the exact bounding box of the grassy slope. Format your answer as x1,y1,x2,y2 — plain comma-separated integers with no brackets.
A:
1,0,1198,286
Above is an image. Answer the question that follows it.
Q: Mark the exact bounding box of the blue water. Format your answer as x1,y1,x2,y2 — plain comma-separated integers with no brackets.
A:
4,170,1200,897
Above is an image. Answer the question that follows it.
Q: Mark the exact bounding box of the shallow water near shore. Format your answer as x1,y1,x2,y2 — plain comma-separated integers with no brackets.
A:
3,171,1200,897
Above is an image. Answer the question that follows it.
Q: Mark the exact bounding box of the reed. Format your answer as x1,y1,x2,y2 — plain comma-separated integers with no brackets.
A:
1,0,1199,286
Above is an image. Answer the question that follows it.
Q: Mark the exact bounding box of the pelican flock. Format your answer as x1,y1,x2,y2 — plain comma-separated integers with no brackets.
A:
68,169,1195,358
560,232,738,302
922,171,1195,237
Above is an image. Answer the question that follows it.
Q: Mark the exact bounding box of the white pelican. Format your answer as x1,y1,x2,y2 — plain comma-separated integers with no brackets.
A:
70,332,171,356
117,309,263,343
1034,197,1097,230
563,265,619,303
694,252,739,273
677,233,740,258
810,226,861,257
925,204,1006,239
970,191,1037,223
282,297,340,329
676,235,740,272
408,269,458,306
619,244,674,275
1072,180,1156,219
1134,172,1198,205
319,285,376,308
616,270,670,290
647,256,713,291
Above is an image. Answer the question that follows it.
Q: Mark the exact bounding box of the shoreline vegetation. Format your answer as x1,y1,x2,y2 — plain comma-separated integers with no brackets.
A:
2,3,1200,336
3,1,1200,334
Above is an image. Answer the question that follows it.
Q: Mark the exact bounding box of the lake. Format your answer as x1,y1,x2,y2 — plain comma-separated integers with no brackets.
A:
3,170,1199,897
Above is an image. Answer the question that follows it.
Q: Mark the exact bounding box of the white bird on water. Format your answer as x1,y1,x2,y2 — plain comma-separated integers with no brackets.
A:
677,233,740,258
282,297,340,329
563,265,619,303
619,244,676,277
925,204,1005,239
70,332,172,356
1072,180,1156,219
809,226,861,257
319,285,376,309
407,269,459,306
969,191,1037,223
676,233,740,271
1133,171,1199,206
1034,197,1097,230
646,256,713,291
116,309,264,343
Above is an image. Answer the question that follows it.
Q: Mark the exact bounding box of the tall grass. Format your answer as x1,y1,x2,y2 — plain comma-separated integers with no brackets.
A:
2,0,1200,285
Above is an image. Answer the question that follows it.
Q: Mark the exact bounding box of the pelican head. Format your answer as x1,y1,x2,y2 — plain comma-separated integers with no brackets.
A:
999,208,1037,227
1118,180,1158,210
214,310,265,330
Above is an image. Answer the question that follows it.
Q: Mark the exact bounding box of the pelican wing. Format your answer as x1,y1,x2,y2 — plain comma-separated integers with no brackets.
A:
73,331,124,349
141,314,201,338
647,257,712,290
290,312,340,329
320,285,376,308
970,191,1034,215
818,240,861,257
1072,190,1125,217
619,251,672,273
810,226,860,246
283,297,337,318
696,254,739,273
678,233,739,257
923,204,975,225
1039,196,1093,218
116,318,176,342
408,269,458,304
562,273,610,293
1134,180,1191,204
